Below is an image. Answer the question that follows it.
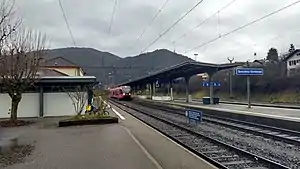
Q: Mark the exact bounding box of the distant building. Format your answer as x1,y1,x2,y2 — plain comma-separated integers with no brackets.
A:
40,56,85,76
284,49,300,77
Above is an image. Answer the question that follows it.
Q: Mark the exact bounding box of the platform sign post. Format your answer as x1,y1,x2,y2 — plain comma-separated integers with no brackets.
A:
185,109,202,125
235,67,264,108
235,68,264,76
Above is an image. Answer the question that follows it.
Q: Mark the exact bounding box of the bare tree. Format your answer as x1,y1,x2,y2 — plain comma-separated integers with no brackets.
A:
0,28,46,121
0,0,21,44
67,86,88,115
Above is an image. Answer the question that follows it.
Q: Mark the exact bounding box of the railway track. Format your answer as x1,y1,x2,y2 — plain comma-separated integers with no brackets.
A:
134,100,300,146
110,100,290,169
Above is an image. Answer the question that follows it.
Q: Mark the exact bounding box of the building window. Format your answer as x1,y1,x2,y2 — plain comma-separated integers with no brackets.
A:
289,61,292,66
294,60,297,65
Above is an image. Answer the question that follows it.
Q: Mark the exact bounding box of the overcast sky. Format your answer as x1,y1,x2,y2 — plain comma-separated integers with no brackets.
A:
15,0,300,63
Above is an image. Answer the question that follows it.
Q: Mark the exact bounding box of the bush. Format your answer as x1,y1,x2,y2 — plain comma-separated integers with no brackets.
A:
70,114,111,121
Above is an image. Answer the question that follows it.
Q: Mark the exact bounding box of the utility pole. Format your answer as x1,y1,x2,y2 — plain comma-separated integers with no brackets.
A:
227,57,234,99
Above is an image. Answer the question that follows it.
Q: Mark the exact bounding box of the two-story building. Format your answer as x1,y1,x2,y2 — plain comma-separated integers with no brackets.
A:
284,49,300,76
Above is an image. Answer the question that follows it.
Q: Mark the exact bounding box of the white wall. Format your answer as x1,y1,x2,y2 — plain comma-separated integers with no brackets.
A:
44,92,87,117
0,92,88,118
0,93,39,118
287,52,300,70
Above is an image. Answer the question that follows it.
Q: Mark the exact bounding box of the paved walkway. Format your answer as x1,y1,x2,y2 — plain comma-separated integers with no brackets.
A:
3,123,159,169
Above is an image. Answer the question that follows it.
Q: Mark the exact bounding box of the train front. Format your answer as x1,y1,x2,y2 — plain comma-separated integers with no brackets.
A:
120,86,132,100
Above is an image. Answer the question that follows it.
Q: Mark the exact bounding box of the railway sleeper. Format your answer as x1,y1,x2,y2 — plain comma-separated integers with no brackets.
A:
275,134,291,137
285,136,300,140
211,155,241,163
202,150,227,154
222,159,254,166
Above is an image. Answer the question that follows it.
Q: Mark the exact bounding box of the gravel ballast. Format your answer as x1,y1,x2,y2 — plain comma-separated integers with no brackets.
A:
119,104,271,169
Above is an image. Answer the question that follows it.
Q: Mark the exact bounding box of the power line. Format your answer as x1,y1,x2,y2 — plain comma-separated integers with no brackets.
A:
135,0,171,43
108,0,118,34
185,0,300,53
172,0,237,47
140,0,205,54
58,0,76,46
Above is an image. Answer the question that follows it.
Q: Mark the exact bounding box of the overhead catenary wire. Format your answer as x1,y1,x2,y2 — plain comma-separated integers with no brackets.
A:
172,0,237,46
135,0,171,43
140,0,205,54
185,0,300,54
58,0,76,46
108,0,118,34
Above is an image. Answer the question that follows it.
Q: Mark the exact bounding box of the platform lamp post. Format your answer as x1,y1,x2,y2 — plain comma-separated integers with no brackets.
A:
246,60,251,108
246,52,257,109
194,53,198,61
227,57,235,99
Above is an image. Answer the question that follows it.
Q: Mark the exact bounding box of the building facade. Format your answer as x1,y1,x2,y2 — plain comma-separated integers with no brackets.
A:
0,56,96,119
0,76,97,118
284,49,300,77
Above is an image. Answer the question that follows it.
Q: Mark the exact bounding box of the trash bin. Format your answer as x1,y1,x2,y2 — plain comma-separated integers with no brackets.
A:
202,97,210,105
213,97,220,104
188,95,192,102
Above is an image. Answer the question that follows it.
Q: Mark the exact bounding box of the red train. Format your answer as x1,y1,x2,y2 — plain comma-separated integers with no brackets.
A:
109,86,132,100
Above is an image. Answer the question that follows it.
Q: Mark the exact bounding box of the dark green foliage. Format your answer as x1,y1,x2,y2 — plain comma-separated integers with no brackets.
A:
266,48,279,62
289,44,295,53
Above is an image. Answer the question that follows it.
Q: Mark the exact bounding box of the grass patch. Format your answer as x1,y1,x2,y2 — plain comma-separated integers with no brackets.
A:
69,114,112,121
59,114,118,127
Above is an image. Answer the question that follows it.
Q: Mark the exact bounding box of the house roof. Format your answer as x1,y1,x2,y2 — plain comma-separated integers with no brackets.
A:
37,76,97,84
38,68,69,77
42,56,80,68
284,49,300,61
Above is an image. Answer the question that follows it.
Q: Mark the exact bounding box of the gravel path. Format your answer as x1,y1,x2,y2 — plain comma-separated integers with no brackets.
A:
126,101,300,168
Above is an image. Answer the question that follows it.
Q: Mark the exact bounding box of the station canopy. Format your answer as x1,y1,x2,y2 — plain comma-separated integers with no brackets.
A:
118,61,242,86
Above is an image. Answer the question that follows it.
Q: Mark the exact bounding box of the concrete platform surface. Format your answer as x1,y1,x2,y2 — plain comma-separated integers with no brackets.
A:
171,100,300,122
111,103,217,169
2,123,160,169
2,108,217,169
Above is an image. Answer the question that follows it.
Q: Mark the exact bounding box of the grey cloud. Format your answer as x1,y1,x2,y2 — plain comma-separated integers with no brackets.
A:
13,0,300,63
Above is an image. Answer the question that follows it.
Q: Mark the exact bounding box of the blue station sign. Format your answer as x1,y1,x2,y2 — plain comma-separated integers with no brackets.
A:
185,109,202,124
235,68,264,76
202,82,221,87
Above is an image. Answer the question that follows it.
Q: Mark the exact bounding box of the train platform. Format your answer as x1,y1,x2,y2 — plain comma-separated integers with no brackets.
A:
109,103,217,169
3,113,216,169
172,99,300,122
